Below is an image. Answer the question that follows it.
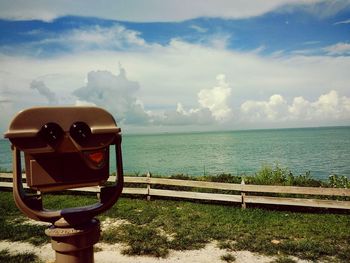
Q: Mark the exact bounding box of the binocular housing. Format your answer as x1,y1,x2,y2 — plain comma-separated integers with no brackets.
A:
4,106,125,262
5,107,120,192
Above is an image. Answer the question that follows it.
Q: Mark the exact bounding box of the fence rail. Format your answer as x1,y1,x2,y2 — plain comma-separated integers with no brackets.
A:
1,172,350,210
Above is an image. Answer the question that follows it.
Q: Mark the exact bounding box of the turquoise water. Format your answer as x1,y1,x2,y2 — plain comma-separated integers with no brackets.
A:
1,126,350,179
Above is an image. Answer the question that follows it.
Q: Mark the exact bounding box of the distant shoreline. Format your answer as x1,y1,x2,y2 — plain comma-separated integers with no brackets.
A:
123,125,350,136
0,125,349,137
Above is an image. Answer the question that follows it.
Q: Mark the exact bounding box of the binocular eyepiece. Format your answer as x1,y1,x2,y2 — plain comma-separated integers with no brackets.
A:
70,122,92,143
39,122,64,145
38,121,92,146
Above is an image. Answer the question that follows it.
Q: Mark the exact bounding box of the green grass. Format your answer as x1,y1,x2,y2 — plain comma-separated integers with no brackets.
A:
220,253,236,262
270,256,297,263
104,224,170,257
1,191,349,261
0,192,48,245
100,197,350,261
0,249,42,263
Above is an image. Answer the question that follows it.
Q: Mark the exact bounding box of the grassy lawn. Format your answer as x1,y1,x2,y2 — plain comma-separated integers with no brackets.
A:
0,190,349,262
0,249,41,263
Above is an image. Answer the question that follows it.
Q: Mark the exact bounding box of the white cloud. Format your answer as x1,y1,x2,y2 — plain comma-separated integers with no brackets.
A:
30,80,58,104
240,90,350,123
0,100,14,132
280,0,350,18
63,25,147,50
0,0,326,22
73,67,151,125
241,94,288,121
190,25,208,33
334,18,350,25
10,25,149,56
288,96,312,119
75,100,96,106
160,103,215,126
0,84,15,132
1,36,350,132
250,45,267,55
156,74,232,126
342,96,350,112
312,90,339,116
198,74,232,121
0,93,11,104
309,90,350,119
323,42,350,55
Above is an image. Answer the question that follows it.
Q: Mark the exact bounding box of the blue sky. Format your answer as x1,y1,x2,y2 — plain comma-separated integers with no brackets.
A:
0,0,350,133
1,7,350,57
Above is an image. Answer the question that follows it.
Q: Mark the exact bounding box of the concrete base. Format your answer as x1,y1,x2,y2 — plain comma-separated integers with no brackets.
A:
45,218,100,263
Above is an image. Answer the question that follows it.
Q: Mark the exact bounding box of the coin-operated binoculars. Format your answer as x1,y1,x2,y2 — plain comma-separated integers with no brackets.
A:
4,107,124,263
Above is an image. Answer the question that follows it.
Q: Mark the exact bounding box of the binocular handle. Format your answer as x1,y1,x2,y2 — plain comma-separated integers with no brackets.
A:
12,133,124,226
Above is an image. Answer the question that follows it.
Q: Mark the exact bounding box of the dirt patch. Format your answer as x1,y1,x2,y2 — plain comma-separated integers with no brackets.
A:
94,242,276,263
100,217,130,231
0,240,315,263
0,240,54,262
20,218,52,227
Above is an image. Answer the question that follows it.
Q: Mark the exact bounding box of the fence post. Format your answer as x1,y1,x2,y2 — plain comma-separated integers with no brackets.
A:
241,178,246,209
146,172,151,201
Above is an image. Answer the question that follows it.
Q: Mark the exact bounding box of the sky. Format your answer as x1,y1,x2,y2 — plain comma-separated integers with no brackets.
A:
0,0,350,134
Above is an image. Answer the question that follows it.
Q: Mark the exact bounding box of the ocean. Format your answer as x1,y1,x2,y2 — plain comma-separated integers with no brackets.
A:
1,126,349,180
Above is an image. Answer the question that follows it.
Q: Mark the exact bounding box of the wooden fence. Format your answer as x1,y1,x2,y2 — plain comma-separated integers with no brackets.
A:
1,172,350,210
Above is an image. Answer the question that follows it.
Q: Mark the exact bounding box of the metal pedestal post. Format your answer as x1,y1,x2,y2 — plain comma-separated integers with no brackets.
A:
45,218,100,263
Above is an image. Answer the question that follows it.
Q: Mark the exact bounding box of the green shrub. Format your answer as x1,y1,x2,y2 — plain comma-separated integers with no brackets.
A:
329,174,350,188
203,173,242,184
240,165,325,187
169,174,193,180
